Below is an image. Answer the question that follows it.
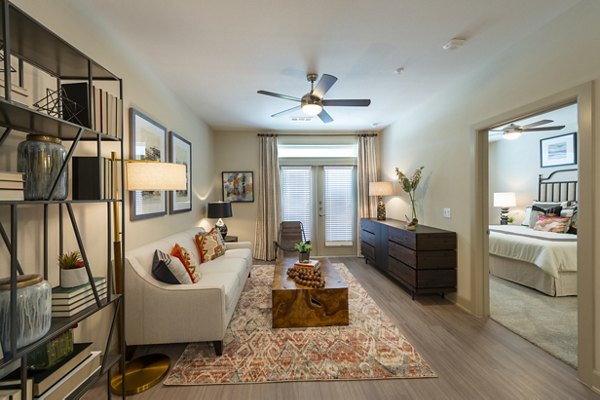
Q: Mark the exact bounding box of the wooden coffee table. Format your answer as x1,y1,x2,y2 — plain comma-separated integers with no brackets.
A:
271,257,349,328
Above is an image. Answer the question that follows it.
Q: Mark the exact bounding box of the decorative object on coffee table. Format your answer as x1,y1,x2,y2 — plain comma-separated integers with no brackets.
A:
0,274,52,352
395,165,424,229
293,241,312,262
369,181,393,220
207,201,233,239
58,251,88,288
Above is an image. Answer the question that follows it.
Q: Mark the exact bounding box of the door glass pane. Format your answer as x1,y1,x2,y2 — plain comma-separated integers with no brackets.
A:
324,166,354,246
280,166,312,242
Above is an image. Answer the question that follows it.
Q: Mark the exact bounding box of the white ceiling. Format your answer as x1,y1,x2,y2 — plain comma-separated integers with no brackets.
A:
72,0,579,132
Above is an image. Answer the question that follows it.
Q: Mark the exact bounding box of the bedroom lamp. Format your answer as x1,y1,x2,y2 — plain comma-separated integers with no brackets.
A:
493,192,516,225
208,201,233,239
369,181,393,221
111,157,187,396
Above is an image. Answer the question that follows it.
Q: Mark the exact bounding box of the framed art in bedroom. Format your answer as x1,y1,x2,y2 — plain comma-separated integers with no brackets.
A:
540,132,577,168
130,108,168,220
169,131,192,213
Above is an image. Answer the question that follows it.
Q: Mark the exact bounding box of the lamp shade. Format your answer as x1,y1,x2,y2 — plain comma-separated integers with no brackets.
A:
369,181,393,197
493,192,516,208
207,201,232,219
126,162,187,191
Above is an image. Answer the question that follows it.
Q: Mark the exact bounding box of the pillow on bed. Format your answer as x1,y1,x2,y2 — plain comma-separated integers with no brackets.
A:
529,201,562,228
522,207,532,226
533,215,571,233
560,204,578,234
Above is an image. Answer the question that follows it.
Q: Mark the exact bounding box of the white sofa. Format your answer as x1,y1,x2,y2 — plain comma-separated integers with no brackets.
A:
124,227,252,355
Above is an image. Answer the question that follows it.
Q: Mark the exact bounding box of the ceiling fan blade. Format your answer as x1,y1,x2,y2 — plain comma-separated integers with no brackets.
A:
317,109,333,123
521,119,553,130
312,74,337,99
322,99,371,107
523,125,566,132
257,90,301,102
271,105,301,118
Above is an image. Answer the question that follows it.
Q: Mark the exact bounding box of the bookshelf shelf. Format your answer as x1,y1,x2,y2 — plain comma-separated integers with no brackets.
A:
0,1,125,398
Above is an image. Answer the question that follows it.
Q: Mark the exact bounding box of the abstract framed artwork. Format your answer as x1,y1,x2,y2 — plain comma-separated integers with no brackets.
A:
130,108,167,220
169,131,192,213
540,132,577,168
222,171,254,202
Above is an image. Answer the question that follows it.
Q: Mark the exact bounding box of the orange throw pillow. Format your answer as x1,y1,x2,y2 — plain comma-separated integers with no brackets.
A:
195,228,225,263
170,244,200,282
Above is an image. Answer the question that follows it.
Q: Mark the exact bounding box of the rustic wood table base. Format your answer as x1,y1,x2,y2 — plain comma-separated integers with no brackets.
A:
272,258,349,328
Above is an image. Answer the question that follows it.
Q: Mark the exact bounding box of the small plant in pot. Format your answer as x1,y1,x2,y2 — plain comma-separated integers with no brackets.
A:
294,241,312,263
59,251,88,288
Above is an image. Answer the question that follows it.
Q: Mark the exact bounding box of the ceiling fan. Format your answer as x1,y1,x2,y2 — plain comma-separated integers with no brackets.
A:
257,73,371,123
491,119,565,140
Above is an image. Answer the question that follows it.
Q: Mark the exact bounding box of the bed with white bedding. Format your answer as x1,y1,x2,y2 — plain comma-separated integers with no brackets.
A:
489,168,578,296
489,225,577,296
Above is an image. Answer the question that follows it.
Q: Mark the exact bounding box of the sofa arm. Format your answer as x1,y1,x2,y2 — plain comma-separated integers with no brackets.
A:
226,241,252,250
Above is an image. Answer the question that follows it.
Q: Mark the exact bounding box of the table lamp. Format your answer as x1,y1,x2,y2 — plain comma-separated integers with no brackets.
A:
208,201,233,238
493,192,516,225
369,181,393,221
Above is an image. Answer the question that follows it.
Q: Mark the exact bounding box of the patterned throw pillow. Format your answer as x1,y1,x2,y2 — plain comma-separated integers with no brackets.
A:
533,215,571,233
170,244,200,282
152,249,193,284
195,228,225,263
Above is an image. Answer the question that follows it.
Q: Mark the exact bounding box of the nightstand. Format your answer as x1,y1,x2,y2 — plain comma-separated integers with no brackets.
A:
224,235,238,243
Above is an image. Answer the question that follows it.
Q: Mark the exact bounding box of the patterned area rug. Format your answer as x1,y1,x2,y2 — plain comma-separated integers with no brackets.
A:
164,263,436,385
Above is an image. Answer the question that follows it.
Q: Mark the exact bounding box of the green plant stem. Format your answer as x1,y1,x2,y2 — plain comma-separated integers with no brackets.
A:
409,191,417,221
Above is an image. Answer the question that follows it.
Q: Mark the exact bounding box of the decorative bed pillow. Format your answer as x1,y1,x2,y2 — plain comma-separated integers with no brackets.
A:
152,249,193,284
529,202,562,228
533,215,571,233
522,207,532,226
560,205,578,234
170,244,200,282
195,228,225,263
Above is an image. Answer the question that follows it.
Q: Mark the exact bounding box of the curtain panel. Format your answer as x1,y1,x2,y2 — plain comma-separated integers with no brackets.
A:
253,135,280,260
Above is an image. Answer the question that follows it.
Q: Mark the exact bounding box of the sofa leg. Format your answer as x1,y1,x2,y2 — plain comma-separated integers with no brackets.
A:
213,340,223,356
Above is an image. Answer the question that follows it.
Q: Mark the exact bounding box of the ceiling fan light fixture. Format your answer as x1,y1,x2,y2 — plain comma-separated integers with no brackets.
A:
301,103,322,116
503,130,522,140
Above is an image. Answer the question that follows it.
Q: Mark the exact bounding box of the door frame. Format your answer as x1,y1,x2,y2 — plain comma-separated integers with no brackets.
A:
471,82,594,383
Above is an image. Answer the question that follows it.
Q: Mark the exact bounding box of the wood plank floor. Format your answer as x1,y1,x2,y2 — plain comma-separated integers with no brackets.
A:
84,257,599,399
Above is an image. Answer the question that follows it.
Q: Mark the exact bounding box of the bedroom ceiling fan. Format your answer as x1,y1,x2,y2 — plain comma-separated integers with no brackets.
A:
491,119,565,140
257,73,371,123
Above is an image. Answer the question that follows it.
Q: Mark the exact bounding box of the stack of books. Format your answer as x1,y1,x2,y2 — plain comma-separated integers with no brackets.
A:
51,277,107,318
294,259,320,269
0,171,24,201
0,343,101,399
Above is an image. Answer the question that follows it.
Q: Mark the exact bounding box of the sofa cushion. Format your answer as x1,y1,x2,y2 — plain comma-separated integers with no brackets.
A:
170,244,200,282
152,249,194,284
198,256,248,312
195,229,225,263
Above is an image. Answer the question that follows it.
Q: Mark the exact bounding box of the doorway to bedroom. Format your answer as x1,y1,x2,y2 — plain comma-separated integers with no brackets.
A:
487,102,578,368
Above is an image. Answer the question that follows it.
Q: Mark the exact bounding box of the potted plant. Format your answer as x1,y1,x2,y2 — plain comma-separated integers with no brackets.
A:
395,166,425,230
293,241,312,262
59,251,88,288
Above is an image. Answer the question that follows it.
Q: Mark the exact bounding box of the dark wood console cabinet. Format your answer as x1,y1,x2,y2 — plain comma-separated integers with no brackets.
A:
360,218,457,299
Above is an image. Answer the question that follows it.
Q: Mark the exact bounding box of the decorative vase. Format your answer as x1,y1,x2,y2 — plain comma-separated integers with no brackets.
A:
60,267,89,288
0,274,52,352
299,251,310,263
17,134,68,200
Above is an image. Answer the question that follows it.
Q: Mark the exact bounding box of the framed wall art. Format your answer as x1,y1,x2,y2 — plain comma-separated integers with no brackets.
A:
169,131,192,213
130,108,167,220
222,171,254,202
540,132,577,168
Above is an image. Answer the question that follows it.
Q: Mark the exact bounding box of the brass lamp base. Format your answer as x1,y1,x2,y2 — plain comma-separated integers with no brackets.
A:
110,353,170,396
376,195,386,220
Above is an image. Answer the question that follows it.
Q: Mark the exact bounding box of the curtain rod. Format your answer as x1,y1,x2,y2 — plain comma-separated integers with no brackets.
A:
257,132,377,137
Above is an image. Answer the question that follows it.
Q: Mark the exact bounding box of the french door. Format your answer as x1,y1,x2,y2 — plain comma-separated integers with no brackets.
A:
280,165,357,256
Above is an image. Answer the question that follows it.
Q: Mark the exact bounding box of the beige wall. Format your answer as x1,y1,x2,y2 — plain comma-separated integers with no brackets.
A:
1,1,214,347
381,0,600,389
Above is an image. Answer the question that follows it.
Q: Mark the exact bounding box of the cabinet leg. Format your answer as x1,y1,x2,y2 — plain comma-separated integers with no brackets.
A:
411,292,416,300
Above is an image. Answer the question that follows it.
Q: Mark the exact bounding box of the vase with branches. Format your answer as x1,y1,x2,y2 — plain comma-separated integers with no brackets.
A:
395,166,424,229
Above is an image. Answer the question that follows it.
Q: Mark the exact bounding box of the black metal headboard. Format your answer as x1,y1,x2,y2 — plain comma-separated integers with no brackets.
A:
538,168,578,202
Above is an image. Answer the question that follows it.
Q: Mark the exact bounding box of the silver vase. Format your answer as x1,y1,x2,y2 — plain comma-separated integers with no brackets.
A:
17,134,68,200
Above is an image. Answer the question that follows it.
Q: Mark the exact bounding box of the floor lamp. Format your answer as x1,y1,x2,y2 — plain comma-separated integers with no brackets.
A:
110,155,187,395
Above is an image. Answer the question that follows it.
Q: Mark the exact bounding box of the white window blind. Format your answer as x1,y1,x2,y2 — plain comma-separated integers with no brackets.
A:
280,166,313,242
324,166,354,246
